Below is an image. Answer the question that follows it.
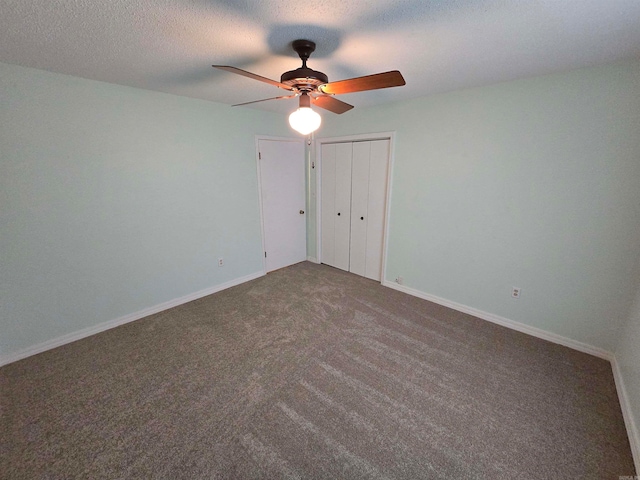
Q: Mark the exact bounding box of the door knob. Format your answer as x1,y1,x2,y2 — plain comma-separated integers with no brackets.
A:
299,210,305,214
361,216,364,220
337,212,341,216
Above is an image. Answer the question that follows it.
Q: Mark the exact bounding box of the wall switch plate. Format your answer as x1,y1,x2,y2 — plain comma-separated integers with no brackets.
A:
512,287,521,299
218,257,224,267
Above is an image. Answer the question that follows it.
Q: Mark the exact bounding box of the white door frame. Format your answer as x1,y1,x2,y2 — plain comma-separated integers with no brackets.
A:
255,135,306,274
315,132,396,284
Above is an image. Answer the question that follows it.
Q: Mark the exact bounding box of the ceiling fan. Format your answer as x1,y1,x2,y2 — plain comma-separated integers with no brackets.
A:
212,40,406,134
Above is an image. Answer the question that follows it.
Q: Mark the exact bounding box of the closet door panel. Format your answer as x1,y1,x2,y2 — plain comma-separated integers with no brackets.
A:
364,139,390,281
333,143,353,271
320,144,336,267
349,142,370,277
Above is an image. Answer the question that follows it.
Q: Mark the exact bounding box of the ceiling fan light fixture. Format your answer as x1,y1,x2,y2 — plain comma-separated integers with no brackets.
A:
288,92,321,135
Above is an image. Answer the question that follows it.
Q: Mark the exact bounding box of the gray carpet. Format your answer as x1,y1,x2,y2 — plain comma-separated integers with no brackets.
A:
1,262,635,479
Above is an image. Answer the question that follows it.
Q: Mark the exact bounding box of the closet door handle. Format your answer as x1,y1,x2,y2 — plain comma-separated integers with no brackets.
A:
360,216,364,220
337,212,341,216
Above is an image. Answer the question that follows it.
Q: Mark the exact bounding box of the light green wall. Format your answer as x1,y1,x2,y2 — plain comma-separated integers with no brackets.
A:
0,62,290,357
315,60,640,352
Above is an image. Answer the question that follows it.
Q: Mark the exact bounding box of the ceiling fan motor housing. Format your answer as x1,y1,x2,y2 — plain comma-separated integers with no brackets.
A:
281,67,328,90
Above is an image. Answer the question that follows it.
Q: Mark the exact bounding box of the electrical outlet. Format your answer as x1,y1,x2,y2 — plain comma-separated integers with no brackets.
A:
396,276,404,285
512,287,521,299
218,257,224,267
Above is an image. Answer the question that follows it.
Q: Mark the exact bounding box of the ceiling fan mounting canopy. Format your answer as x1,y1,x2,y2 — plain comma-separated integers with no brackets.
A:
291,39,316,64
212,38,406,115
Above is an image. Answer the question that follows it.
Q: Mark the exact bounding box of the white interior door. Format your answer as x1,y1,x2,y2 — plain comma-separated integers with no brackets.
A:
334,143,353,271
258,139,306,272
349,142,371,277
321,142,352,272
363,139,390,281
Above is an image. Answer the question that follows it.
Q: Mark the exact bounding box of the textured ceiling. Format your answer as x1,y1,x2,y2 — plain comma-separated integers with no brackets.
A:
2,0,640,114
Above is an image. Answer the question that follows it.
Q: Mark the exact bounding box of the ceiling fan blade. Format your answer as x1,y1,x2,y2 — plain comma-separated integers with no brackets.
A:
212,65,295,91
319,71,405,95
233,95,297,107
312,95,354,114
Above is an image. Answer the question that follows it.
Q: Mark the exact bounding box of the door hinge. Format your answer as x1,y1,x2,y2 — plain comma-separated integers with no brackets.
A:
258,152,261,160
265,251,267,258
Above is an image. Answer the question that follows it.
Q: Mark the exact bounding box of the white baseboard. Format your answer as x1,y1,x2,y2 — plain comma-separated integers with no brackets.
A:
612,356,640,473
0,271,265,367
382,280,613,361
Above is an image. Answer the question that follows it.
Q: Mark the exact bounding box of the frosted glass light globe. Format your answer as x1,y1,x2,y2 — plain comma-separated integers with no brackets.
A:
288,107,321,135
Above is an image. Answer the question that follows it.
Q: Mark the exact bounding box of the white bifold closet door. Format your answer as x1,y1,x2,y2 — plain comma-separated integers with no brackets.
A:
349,140,389,280
320,143,352,271
321,139,390,281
